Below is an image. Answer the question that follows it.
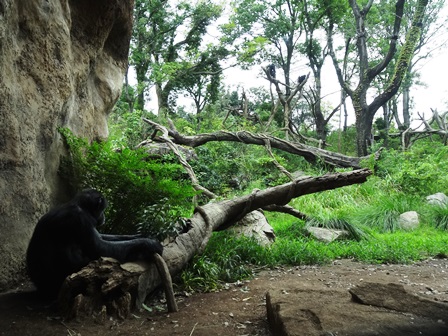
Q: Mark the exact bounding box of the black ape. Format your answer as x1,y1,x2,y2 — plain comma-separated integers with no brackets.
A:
26,189,163,297
267,64,276,78
298,75,306,84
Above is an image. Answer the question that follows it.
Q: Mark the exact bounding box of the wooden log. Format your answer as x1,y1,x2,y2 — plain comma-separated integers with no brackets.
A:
58,255,177,320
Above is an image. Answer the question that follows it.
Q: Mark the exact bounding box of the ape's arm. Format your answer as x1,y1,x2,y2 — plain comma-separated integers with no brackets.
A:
100,233,142,241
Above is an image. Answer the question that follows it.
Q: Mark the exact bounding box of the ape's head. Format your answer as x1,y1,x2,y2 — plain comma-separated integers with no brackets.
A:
75,189,108,226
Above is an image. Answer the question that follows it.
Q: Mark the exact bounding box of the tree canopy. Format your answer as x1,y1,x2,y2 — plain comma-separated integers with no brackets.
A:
118,0,447,156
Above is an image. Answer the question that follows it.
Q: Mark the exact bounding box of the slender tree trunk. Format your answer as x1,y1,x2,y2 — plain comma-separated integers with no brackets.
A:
135,63,147,111
382,104,390,147
402,86,411,128
356,117,370,156
155,84,170,117
284,102,292,140
123,70,134,113
313,70,327,141
352,84,373,156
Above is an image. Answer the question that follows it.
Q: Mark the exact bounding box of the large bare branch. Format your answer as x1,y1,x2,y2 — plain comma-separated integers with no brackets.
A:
141,119,217,199
389,109,448,148
143,119,374,169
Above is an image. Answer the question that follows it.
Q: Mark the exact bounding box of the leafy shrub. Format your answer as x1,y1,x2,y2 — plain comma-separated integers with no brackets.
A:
351,194,420,232
59,128,195,239
190,141,289,195
425,205,448,230
109,108,157,148
180,256,221,292
375,142,448,196
180,233,259,291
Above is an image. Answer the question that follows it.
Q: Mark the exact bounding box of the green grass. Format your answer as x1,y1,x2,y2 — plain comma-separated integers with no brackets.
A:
350,194,421,232
178,142,448,292
425,205,448,230
179,214,448,291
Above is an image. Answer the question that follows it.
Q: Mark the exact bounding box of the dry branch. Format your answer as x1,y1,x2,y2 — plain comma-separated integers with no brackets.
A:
262,204,308,220
144,119,374,169
141,118,217,198
263,138,294,180
389,109,448,148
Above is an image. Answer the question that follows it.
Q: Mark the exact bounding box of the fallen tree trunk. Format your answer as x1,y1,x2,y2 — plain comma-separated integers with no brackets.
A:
164,168,371,275
60,168,372,318
143,118,377,169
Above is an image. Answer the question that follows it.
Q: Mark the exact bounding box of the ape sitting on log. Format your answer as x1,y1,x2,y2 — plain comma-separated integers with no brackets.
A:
26,189,163,298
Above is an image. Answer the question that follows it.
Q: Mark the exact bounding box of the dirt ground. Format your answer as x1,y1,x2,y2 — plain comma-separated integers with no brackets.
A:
1,258,448,336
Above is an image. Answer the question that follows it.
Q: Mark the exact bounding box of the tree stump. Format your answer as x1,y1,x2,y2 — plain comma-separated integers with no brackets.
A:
58,256,177,321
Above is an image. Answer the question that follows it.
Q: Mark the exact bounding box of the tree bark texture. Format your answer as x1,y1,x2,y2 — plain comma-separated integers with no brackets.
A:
330,0,428,156
146,119,373,169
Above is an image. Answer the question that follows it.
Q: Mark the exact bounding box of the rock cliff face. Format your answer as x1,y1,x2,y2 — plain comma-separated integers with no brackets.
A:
0,0,133,291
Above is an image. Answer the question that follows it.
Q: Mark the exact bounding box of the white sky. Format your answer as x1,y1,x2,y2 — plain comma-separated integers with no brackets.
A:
142,2,448,127
221,45,448,127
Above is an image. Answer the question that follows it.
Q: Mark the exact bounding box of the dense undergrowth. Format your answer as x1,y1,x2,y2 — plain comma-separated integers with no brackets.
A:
60,112,448,292
180,139,448,291
59,128,195,239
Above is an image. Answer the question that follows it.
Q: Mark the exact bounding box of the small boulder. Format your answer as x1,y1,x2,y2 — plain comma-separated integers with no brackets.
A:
306,227,348,243
426,193,448,207
398,211,419,230
230,210,275,246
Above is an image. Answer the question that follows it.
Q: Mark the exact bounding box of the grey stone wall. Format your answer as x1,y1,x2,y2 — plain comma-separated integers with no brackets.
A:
0,0,133,290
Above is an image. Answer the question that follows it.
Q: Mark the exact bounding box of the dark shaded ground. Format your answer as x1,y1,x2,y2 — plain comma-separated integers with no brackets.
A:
1,258,447,336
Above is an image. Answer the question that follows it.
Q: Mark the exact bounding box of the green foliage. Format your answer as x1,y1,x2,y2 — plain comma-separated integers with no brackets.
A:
425,205,448,231
338,228,448,264
58,128,195,239
375,142,448,196
278,223,448,264
351,195,420,232
270,238,334,265
178,137,448,291
109,107,156,148
326,126,358,156
180,257,221,292
180,233,260,292
131,0,226,114
190,139,292,196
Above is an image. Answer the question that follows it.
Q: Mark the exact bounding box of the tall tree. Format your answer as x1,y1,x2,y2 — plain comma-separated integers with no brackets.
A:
396,0,448,130
130,0,226,116
328,0,429,156
366,0,448,137
225,0,308,138
299,0,350,142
